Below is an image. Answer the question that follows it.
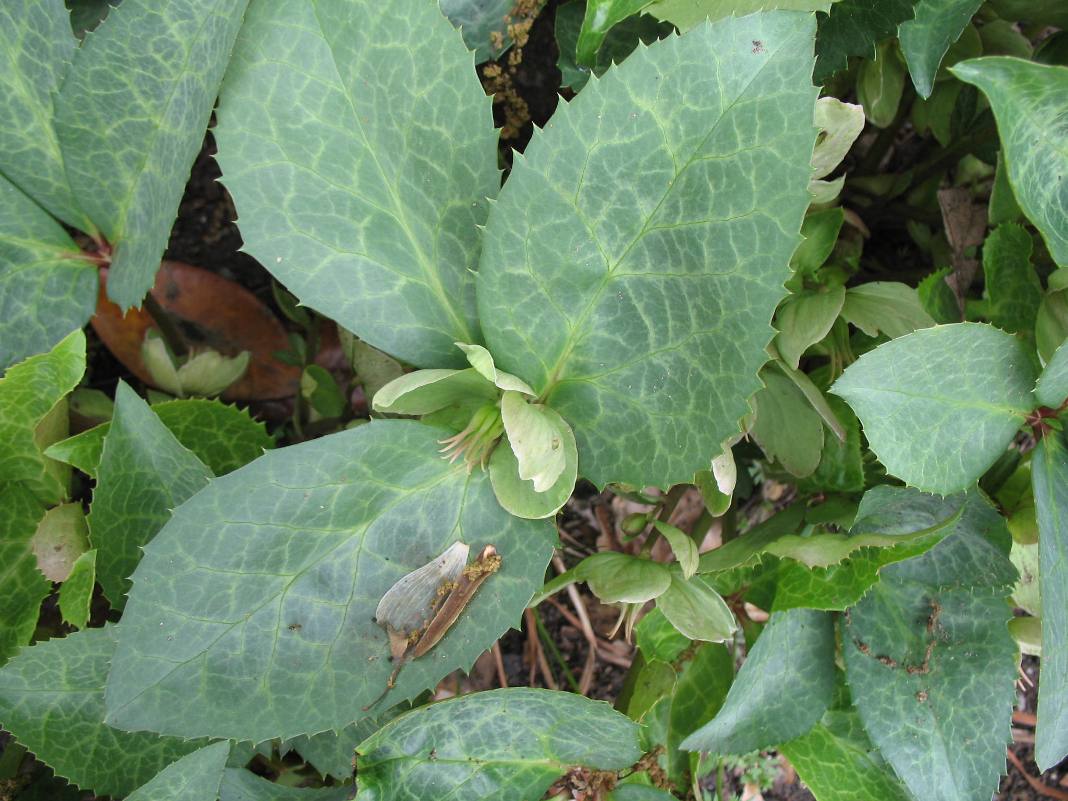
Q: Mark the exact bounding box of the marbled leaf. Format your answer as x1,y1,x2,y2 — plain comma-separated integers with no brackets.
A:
479,13,819,487
216,0,499,368
105,421,555,741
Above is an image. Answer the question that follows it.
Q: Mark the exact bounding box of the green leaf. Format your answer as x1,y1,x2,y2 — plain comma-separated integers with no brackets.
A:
698,503,806,574
770,509,960,611
656,574,737,642
301,364,347,419
478,12,819,488
1011,540,1040,615
780,709,912,801
0,0,92,230
989,151,1023,227
649,0,836,32
681,609,834,753
952,58,1068,267
792,207,844,276
653,521,699,579
0,484,50,665
0,174,96,372
216,0,498,369
556,1,672,92
664,643,733,782
839,281,936,339
813,0,919,84
983,223,1042,336
488,405,578,519
855,486,1017,590
30,502,89,582
625,659,677,721
811,96,865,179
1036,339,1068,408
219,770,352,801
104,421,554,741
47,397,273,479
54,0,249,308
775,286,845,369
795,394,864,494
832,323,1035,494
355,688,642,800
88,382,213,607
1033,431,1068,770
989,0,1068,28
0,627,206,797
0,329,85,505
439,0,518,63
126,741,230,801
59,549,96,630
1037,284,1068,364
635,606,690,663
844,576,1016,801
751,365,824,478
699,493,959,610
917,267,961,324
577,0,653,66
577,552,672,603
856,41,906,128
898,0,983,98
288,716,395,779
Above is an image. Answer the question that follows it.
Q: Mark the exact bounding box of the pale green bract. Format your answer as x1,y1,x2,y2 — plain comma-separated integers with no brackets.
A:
501,391,568,491
952,58,1068,267
104,421,555,741
478,12,819,489
216,0,500,369
832,323,1035,494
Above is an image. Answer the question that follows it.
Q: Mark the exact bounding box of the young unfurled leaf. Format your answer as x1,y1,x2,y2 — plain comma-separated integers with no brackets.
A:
576,552,671,604
59,548,96,630
656,574,737,642
455,343,536,395
653,521,699,579
141,331,251,399
500,391,567,492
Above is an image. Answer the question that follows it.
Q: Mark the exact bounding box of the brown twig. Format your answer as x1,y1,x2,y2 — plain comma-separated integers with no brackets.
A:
552,554,598,695
1006,748,1068,801
524,608,558,690
596,644,634,669
490,642,509,689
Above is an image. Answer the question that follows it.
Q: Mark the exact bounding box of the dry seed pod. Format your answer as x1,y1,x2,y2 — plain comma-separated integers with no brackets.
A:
374,541,469,659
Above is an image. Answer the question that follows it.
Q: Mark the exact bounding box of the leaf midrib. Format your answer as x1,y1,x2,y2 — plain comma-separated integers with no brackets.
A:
835,384,1029,416
308,0,474,346
536,30,795,398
